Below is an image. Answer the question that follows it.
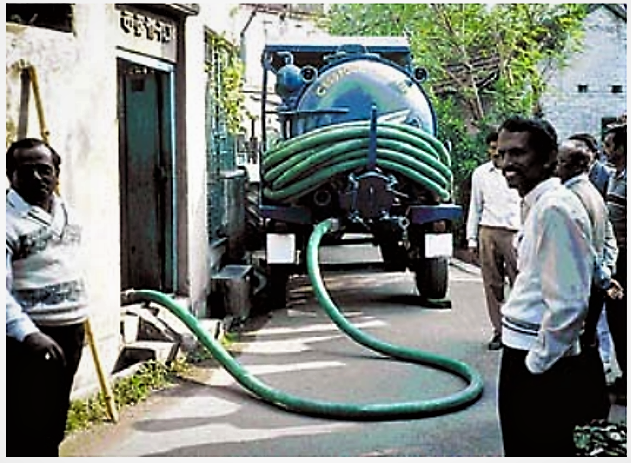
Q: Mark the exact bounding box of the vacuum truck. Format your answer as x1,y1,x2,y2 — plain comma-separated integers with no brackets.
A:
254,36,461,309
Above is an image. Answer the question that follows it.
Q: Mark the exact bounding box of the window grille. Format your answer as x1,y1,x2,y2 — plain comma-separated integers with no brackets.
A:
7,4,73,33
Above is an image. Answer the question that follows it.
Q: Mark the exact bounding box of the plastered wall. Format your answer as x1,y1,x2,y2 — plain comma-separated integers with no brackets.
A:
541,7,627,141
6,4,121,397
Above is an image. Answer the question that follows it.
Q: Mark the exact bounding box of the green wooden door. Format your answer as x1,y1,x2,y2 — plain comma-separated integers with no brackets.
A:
118,59,174,291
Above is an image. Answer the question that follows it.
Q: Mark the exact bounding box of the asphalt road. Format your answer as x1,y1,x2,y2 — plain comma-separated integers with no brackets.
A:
61,244,626,457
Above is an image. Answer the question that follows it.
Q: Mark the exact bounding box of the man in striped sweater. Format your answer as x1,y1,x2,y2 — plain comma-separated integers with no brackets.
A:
6,138,89,456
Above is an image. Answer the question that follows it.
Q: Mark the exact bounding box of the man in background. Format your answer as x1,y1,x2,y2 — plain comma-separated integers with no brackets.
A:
556,139,621,422
602,123,627,405
568,132,612,196
466,129,521,350
568,132,615,374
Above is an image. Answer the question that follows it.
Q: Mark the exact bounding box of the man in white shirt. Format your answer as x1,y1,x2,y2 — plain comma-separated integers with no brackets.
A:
466,130,521,350
556,139,622,424
496,116,595,456
567,132,615,375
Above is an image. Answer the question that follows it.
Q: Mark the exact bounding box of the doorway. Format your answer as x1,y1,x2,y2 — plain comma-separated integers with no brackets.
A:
117,56,176,292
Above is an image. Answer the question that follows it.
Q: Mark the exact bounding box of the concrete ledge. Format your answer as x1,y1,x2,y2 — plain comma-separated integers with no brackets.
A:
71,306,226,402
116,340,182,369
124,300,226,354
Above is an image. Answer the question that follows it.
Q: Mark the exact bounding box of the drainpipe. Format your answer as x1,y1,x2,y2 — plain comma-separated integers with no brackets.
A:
239,5,260,63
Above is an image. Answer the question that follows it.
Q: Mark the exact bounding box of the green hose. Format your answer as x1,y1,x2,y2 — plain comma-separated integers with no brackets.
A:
267,140,451,190
123,221,484,420
262,122,453,203
264,153,450,202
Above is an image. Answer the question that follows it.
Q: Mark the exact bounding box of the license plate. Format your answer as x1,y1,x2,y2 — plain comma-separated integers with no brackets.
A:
425,233,453,258
266,233,297,264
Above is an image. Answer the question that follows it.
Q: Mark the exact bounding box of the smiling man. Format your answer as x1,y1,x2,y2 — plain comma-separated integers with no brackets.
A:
495,116,595,456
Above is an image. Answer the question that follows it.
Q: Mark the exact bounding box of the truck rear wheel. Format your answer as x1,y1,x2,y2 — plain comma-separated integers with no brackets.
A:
415,257,448,300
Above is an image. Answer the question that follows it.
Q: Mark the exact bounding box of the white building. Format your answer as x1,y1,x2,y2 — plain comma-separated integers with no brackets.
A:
540,4,627,141
232,3,329,178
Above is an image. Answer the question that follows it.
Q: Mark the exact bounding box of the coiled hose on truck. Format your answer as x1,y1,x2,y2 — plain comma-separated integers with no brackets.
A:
262,120,453,202
123,220,484,420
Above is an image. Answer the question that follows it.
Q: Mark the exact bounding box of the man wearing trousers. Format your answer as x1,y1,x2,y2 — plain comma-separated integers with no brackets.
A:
6,138,89,456
496,117,594,456
556,139,622,423
602,123,627,405
466,129,521,350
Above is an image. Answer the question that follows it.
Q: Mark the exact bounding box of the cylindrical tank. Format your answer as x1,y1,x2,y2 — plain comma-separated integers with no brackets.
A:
295,58,436,136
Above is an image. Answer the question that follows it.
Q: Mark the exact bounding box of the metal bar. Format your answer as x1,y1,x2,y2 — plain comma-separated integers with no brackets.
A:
367,104,378,170
408,204,462,224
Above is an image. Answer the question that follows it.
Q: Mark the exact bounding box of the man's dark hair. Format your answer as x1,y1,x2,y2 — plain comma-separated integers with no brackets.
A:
605,124,627,154
499,116,558,171
560,140,592,174
6,138,61,179
485,129,499,145
568,132,599,154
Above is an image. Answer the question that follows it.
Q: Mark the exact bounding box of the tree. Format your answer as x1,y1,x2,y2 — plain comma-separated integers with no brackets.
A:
324,4,586,125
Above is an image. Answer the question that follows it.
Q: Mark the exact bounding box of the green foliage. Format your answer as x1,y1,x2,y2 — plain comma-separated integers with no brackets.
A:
206,34,246,135
433,98,486,198
221,56,246,134
65,360,188,434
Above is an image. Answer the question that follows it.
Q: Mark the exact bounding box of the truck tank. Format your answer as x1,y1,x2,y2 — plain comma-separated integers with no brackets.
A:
255,37,461,309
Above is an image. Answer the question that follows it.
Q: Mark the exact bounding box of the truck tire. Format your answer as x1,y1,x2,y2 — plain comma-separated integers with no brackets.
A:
415,257,448,300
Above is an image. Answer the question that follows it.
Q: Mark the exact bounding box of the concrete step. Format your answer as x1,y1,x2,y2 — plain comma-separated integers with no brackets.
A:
113,340,181,373
121,303,181,344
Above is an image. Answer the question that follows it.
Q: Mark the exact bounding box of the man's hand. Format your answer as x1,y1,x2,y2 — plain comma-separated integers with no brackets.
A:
467,245,479,262
23,331,66,367
606,279,624,300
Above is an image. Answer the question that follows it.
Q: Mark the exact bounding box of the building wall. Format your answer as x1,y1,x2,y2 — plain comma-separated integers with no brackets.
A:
238,7,327,91
184,3,236,316
541,6,627,141
233,4,329,177
6,4,121,397
6,3,238,398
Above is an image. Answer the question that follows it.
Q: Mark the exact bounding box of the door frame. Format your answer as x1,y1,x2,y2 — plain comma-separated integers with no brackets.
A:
117,48,177,291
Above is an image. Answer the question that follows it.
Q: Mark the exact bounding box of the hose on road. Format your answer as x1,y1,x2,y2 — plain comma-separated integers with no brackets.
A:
123,221,484,420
